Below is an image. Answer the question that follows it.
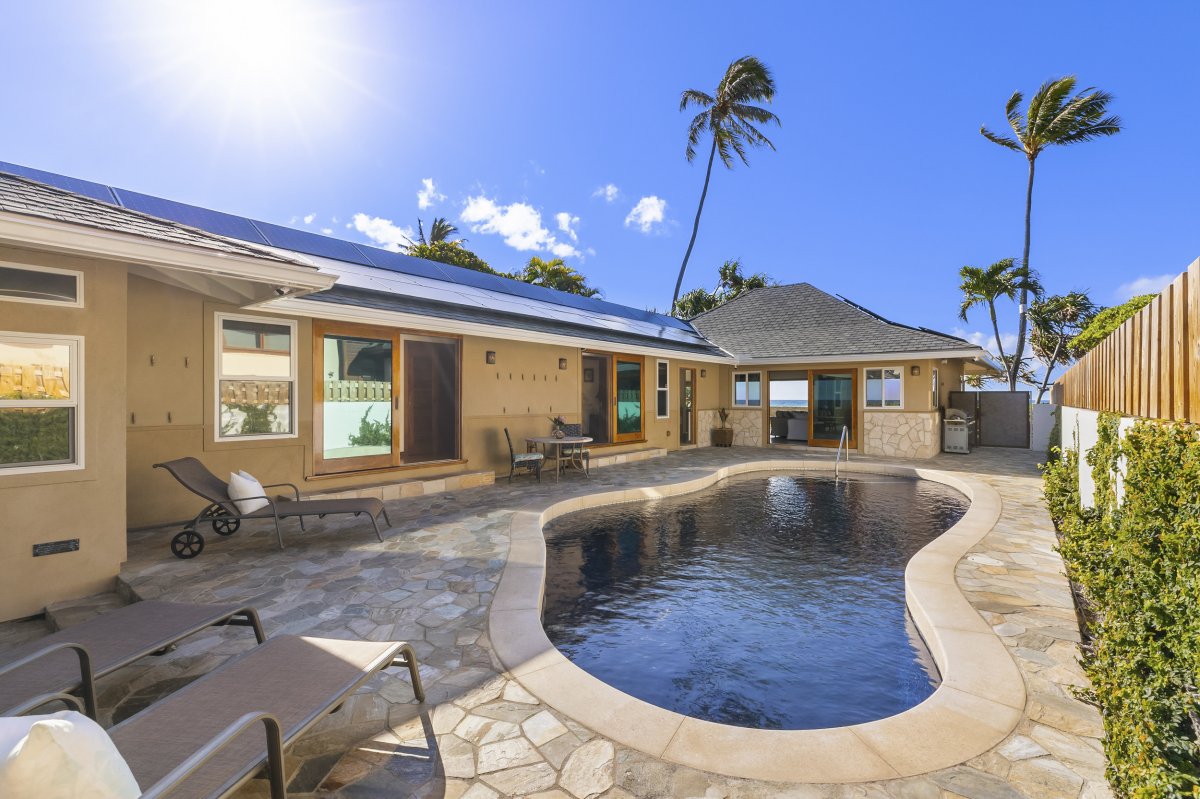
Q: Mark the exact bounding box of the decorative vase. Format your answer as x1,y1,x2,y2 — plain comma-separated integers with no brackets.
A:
553,428,566,439
712,428,734,447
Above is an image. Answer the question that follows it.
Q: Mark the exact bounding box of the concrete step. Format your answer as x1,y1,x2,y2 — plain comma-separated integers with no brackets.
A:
44,591,128,632
308,469,494,502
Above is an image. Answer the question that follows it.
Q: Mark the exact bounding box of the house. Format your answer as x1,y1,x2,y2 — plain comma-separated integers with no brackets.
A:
0,162,997,621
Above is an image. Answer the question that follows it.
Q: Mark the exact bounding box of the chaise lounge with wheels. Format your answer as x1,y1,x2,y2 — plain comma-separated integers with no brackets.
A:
154,457,392,558
0,600,265,719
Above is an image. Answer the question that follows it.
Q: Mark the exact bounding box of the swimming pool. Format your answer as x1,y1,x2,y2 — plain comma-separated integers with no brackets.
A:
541,471,969,730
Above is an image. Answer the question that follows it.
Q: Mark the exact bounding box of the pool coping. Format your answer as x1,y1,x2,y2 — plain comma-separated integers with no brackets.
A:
488,459,1026,784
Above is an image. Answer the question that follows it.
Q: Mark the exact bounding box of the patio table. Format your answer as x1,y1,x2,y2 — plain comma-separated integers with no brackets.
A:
526,435,592,482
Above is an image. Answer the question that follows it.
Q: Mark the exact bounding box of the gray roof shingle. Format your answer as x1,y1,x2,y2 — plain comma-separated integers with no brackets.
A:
690,283,976,361
0,173,302,264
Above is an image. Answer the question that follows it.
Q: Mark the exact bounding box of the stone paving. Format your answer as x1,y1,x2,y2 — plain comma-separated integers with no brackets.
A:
2,446,1110,798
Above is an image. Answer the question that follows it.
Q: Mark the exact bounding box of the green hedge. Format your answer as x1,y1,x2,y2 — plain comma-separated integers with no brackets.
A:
1044,414,1200,798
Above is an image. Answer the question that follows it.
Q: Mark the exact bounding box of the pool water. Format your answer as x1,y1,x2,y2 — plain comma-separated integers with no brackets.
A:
541,472,969,730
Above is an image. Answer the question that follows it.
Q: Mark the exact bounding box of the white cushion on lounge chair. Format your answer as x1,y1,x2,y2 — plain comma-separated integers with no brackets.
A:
0,711,140,799
228,470,269,514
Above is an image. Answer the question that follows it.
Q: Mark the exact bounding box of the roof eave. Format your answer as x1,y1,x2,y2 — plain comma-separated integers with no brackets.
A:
731,348,996,366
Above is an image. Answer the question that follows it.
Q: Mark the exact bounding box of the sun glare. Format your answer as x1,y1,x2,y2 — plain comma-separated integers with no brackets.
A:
123,0,368,146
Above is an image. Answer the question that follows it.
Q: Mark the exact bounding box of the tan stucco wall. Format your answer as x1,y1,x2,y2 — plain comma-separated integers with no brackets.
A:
125,276,728,527
0,248,127,621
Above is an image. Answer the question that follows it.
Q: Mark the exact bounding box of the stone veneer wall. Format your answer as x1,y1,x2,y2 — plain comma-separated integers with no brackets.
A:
695,409,761,447
862,411,940,459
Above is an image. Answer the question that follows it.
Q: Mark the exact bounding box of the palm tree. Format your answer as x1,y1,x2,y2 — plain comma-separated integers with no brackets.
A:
1028,290,1097,403
671,56,780,311
413,217,463,247
980,76,1120,389
512,256,601,297
958,258,1042,368
672,258,774,318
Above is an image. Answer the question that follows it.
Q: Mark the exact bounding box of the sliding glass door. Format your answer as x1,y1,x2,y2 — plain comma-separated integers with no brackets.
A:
581,352,645,444
809,371,856,448
315,322,460,474
613,357,644,443
679,367,695,445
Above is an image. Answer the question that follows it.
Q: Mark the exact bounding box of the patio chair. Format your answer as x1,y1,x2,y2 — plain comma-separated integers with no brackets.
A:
545,423,590,477
504,428,543,482
154,457,392,559
0,600,265,719
11,635,424,799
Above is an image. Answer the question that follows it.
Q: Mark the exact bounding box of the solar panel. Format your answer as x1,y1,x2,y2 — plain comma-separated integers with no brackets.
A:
113,188,271,244
0,161,117,204
2,161,697,336
252,220,374,267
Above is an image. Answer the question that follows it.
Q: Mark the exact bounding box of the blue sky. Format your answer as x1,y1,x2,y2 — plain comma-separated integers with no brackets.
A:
1,1,1197,386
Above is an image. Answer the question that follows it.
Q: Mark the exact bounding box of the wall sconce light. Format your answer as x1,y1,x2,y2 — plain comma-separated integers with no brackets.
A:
700,369,707,378
558,358,568,370
910,365,921,377
486,351,496,364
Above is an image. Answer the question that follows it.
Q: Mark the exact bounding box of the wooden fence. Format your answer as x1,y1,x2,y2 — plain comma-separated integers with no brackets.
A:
1057,258,1200,422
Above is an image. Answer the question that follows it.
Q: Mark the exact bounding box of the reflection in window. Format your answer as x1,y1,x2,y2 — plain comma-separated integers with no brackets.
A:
321,334,393,461
217,315,296,438
733,372,762,407
403,336,459,463
616,360,642,435
656,360,669,418
865,368,903,408
0,335,80,471
0,264,82,306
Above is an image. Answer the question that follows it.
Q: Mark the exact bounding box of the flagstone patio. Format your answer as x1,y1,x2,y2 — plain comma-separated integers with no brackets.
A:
3,446,1110,798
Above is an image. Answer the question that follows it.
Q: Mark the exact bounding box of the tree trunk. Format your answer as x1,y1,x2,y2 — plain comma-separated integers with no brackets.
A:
988,301,1008,366
1010,157,1036,390
672,137,718,313
1035,334,1065,404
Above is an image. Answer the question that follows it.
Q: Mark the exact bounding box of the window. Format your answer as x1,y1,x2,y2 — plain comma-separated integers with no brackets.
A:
0,332,83,472
655,360,669,418
216,314,297,440
733,372,762,407
865,367,903,408
0,262,83,307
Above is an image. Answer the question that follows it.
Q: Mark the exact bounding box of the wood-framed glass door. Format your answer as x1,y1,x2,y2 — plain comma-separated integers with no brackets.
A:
613,356,645,443
314,321,399,473
679,367,696,445
809,370,857,448
314,321,462,474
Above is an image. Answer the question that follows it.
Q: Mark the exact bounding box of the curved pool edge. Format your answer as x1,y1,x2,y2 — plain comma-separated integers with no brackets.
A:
487,459,1026,784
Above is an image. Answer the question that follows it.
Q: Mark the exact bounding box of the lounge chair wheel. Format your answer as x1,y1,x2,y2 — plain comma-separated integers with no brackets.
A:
171,530,205,559
203,504,241,536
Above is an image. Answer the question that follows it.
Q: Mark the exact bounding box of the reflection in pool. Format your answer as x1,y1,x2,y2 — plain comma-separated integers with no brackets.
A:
542,472,968,729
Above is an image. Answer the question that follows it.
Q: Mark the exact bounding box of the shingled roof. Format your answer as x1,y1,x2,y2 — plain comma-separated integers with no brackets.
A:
0,172,302,264
690,283,979,361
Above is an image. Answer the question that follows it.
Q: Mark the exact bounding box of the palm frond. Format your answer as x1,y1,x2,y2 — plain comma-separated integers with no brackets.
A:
1004,91,1026,139
679,89,714,111
685,109,709,161
980,125,1021,151
729,103,780,126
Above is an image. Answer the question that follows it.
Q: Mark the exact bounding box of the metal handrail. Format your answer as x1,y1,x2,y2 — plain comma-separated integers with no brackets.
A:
834,425,850,478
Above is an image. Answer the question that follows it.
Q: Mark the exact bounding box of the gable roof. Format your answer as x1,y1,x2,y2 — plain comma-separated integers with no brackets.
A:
690,283,982,362
0,172,301,264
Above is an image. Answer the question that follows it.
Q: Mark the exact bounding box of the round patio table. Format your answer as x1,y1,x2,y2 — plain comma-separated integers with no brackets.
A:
525,435,592,482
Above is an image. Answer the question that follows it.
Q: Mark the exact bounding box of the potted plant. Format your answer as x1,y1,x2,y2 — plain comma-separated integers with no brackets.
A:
548,415,568,438
712,407,734,447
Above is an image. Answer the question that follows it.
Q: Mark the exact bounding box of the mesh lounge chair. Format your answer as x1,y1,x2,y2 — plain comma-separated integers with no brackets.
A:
0,601,264,719
154,457,392,559
504,428,542,482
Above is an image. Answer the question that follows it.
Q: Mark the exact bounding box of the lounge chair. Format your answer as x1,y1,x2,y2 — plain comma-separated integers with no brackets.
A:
154,457,392,558
504,428,543,483
0,601,264,719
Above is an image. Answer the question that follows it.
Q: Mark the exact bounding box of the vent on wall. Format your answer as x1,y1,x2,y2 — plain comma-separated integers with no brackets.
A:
33,539,80,557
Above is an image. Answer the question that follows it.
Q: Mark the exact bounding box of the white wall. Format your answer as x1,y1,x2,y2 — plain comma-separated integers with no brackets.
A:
1060,406,1137,509
1030,404,1058,454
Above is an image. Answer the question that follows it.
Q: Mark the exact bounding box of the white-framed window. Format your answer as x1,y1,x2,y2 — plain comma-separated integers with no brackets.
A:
215,313,297,441
864,367,903,408
655,359,669,418
0,331,84,473
733,371,762,407
0,262,84,308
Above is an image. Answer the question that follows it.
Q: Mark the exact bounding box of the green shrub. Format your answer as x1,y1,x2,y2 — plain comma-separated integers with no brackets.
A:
348,406,391,447
1045,413,1200,798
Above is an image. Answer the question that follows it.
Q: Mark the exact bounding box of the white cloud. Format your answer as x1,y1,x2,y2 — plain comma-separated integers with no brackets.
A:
555,212,580,242
320,227,332,235
624,196,667,233
351,213,414,252
1115,273,1173,302
460,195,580,258
303,212,316,225
593,183,620,203
417,178,445,211
952,327,1017,359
